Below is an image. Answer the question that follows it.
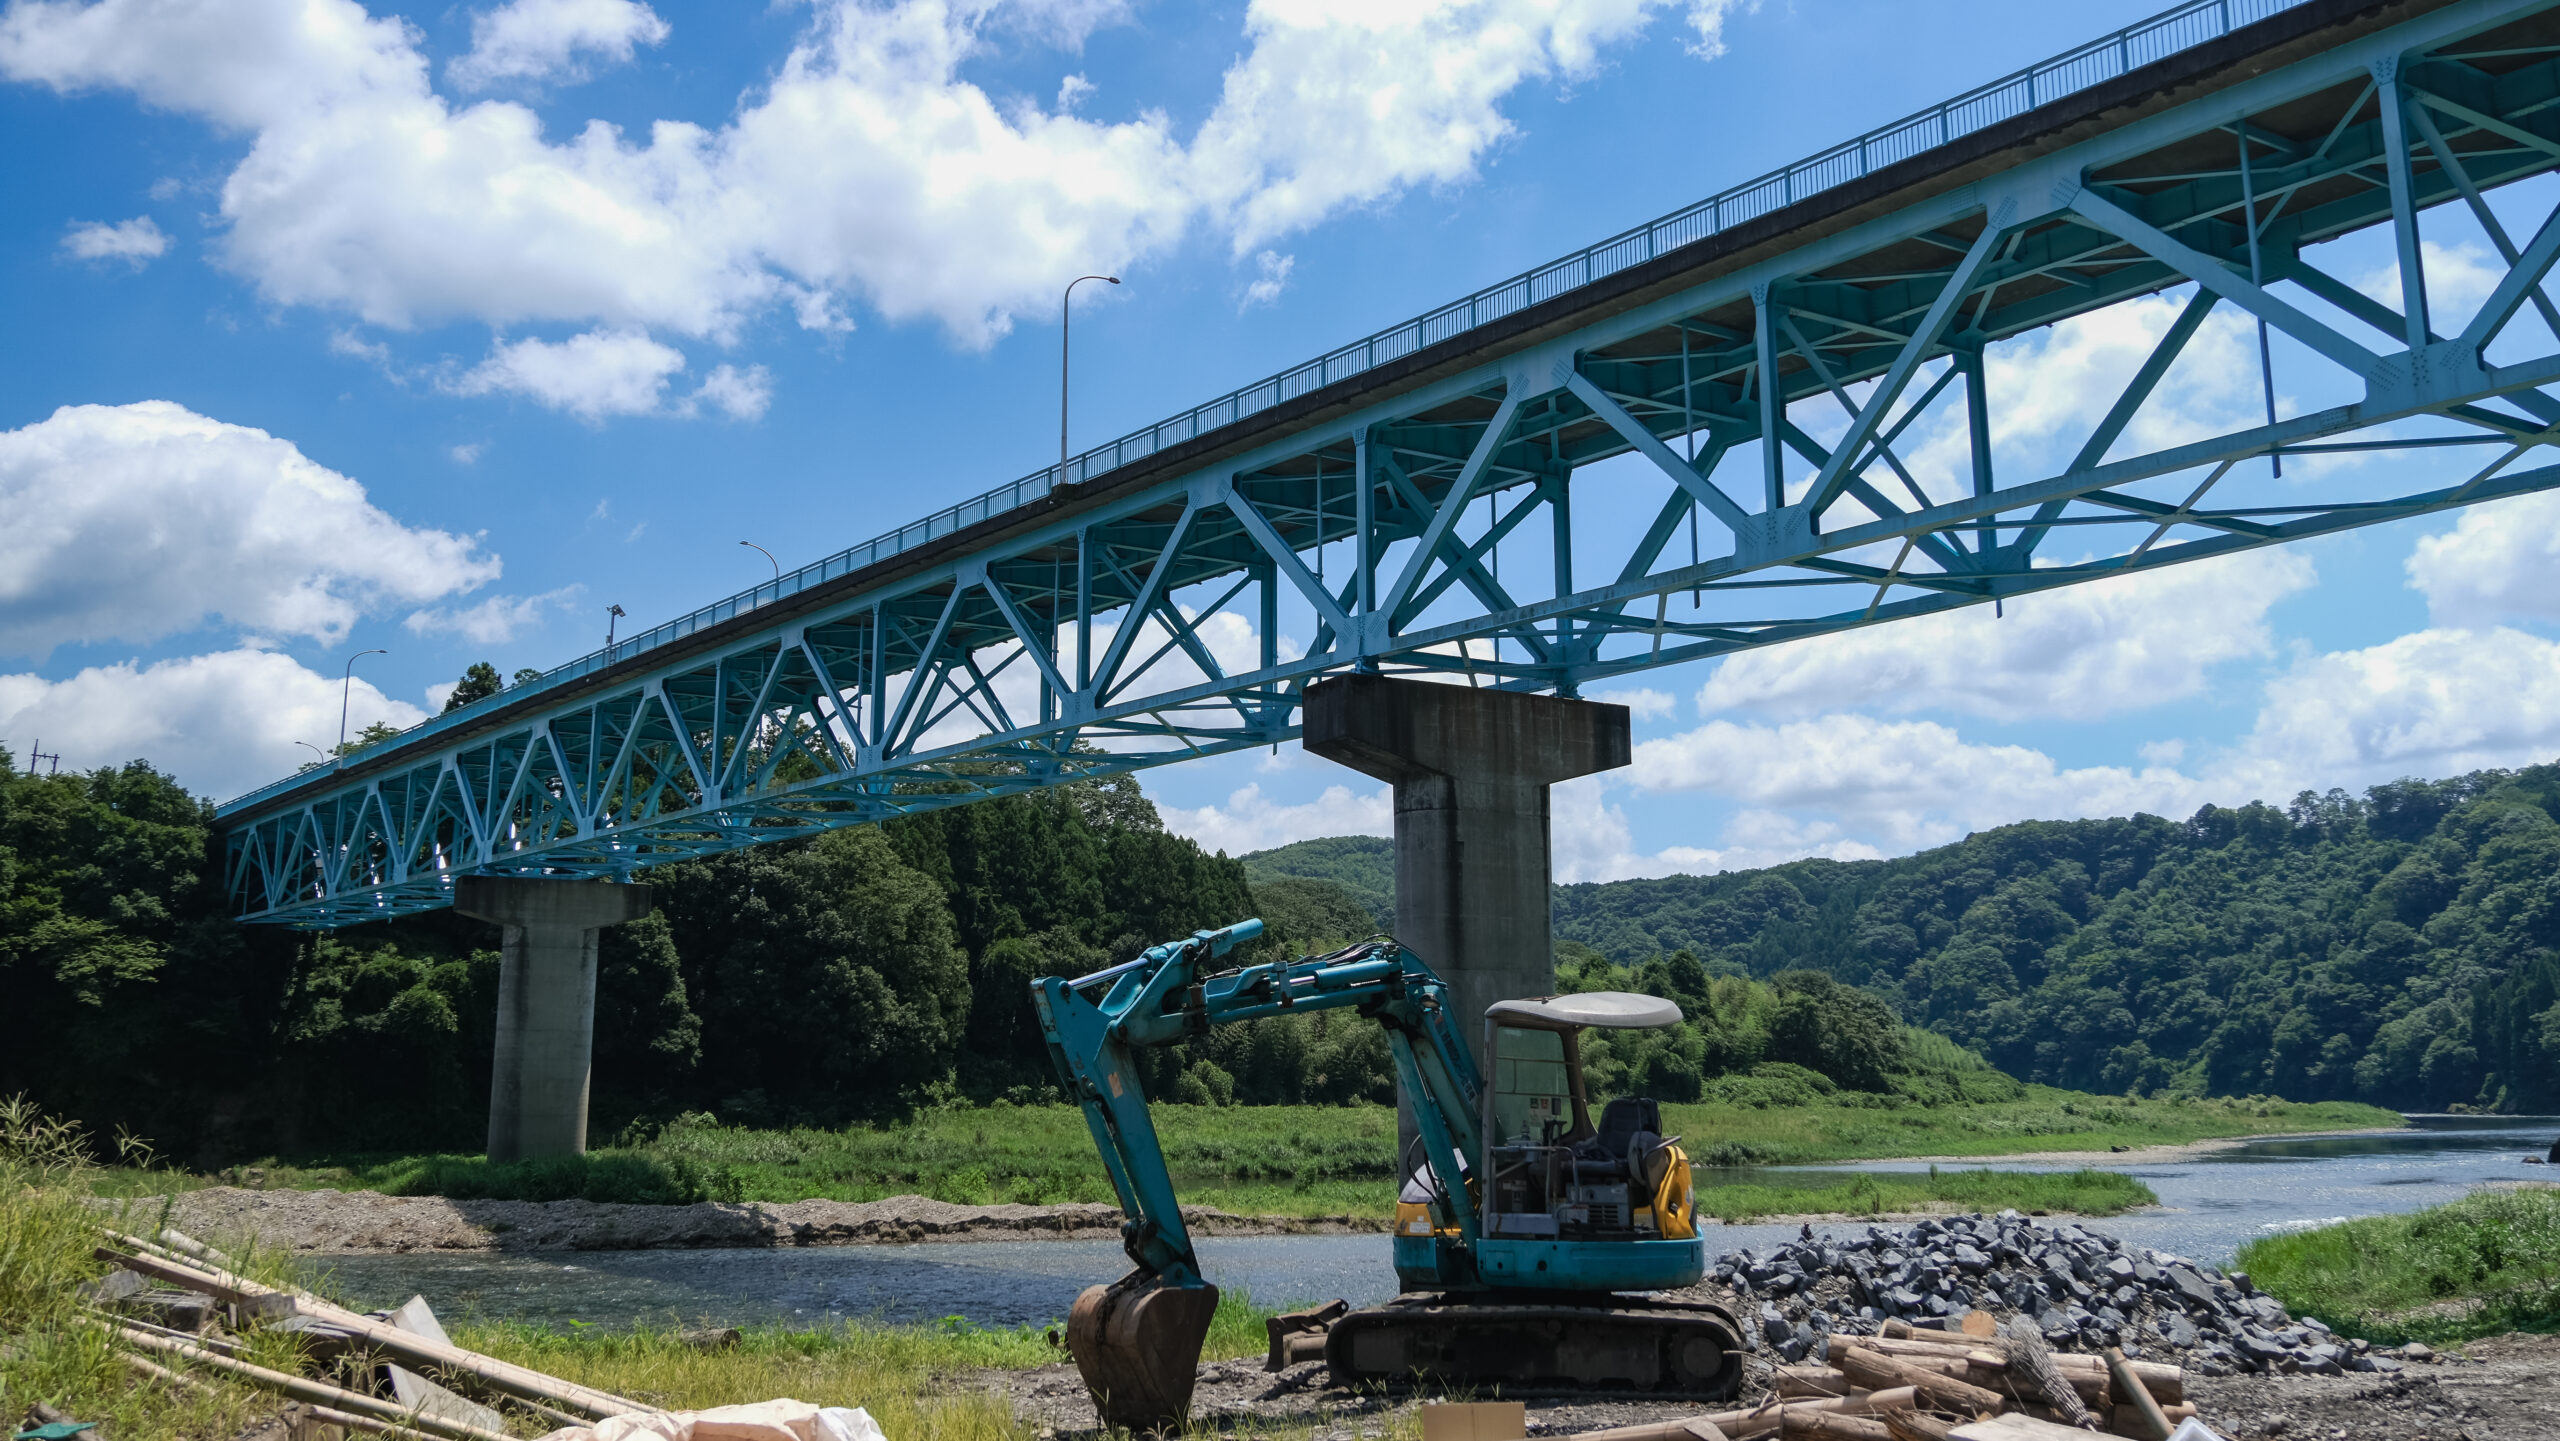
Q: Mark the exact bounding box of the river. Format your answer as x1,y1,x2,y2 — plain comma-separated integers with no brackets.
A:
312,1115,2557,1332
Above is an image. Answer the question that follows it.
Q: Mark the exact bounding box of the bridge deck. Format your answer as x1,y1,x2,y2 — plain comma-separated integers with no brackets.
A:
221,0,2560,925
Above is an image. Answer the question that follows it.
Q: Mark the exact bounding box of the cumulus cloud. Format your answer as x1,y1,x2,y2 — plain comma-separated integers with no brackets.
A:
2233,624,2560,790
1157,780,1392,855
1697,550,2316,721
0,401,500,659
448,0,669,90
685,363,772,421
1592,686,1676,720
0,648,427,801
1631,712,2208,852
59,215,168,266
1552,774,1880,881
2403,489,2560,628
405,585,582,643
446,330,687,420
0,0,1732,360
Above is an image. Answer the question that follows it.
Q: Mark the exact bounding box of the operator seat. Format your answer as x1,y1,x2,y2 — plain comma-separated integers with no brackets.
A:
1573,1096,1663,1181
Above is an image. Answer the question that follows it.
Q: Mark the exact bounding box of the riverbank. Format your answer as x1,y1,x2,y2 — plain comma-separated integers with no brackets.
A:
144,1187,1387,1253
108,1091,2400,1211
2234,1185,2560,1344
143,1166,2158,1254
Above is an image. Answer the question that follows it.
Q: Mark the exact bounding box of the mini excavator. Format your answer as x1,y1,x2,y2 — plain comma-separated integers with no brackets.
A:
1033,920,1745,1432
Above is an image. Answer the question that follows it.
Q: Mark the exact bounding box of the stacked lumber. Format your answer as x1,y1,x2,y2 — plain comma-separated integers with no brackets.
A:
80,1227,645,1441
1571,1321,2208,1441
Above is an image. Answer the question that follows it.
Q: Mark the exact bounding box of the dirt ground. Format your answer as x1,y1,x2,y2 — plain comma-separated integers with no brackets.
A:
974,1331,2560,1440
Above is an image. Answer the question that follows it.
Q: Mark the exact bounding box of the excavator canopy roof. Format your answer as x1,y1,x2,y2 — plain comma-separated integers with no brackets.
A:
1485,991,1682,1032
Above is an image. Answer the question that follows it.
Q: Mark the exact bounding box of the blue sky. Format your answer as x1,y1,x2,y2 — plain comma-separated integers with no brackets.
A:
6,0,2560,880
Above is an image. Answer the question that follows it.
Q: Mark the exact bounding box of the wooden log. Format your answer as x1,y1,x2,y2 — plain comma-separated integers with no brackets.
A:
1705,1394,1903,1441
96,1248,292,1319
1780,1413,1891,1441
1881,1412,1959,1441
1863,1389,1919,1413
1775,1366,1856,1398
1834,1347,2006,1417
2103,1405,2195,1440
112,1326,517,1441
2102,1349,2172,1441
1563,1419,1732,1441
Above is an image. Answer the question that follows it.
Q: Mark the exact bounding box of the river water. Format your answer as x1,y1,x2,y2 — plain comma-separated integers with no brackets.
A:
314,1116,2558,1332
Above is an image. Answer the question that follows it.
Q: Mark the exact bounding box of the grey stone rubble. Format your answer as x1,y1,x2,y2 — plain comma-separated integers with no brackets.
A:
1711,1211,2424,1379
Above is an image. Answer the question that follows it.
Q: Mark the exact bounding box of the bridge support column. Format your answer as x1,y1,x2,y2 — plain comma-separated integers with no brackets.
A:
454,876,653,1162
1302,676,1630,1142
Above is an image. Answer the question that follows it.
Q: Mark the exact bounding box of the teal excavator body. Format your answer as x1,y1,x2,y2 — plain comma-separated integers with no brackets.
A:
1034,921,1744,1432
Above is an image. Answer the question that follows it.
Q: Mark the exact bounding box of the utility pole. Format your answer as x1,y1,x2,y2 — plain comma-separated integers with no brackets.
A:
26,740,60,775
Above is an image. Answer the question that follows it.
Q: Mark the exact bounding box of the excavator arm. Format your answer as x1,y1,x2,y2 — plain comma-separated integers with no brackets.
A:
1032,923,1487,1429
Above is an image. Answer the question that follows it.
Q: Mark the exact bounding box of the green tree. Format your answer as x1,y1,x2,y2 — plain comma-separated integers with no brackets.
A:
443,662,504,712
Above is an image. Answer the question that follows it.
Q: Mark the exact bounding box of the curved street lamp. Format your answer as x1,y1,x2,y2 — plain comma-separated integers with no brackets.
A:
338,648,387,766
740,540,780,581
1062,274,1120,482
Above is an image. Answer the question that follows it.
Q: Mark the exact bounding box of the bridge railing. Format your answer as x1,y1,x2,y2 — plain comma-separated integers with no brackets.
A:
216,0,2303,818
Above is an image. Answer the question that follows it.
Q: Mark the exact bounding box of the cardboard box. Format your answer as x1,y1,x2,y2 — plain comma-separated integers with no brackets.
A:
1422,1402,1526,1441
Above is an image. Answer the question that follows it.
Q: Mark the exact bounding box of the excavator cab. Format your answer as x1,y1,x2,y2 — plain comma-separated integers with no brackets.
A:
1394,991,1700,1292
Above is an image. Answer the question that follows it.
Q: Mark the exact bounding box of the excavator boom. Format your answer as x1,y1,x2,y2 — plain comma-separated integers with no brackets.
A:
1034,923,1741,1431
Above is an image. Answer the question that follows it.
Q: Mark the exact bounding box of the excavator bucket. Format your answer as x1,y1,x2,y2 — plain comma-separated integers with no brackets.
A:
1065,1270,1221,1434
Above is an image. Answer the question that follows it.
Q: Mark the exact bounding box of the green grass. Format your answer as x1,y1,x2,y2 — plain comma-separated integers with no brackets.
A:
1692,1166,2155,1223
106,1085,2387,1223
1663,1086,2402,1167
2234,1186,2560,1345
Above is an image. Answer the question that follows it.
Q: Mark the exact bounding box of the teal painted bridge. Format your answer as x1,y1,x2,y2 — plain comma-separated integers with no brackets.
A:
221,0,2560,925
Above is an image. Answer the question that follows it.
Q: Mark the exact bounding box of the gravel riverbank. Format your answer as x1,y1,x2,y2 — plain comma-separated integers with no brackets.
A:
147,1187,1385,1253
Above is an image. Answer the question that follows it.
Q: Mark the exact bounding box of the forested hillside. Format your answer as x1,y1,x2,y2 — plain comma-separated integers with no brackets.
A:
1247,766,2560,1113
0,750,1289,1160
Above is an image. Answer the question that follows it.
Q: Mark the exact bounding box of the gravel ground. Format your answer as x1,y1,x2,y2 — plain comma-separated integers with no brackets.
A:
141,1187,1383,1253
977,1331,2560,1440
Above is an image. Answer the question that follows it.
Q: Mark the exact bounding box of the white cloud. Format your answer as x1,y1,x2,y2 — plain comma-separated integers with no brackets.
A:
1158,780,1392,855
2404,489,2560,628
450,441,485,464
2233,624,2560,790
1055,71,1093,110
0,401,499,659
1592,686,1675,720
448,0,668,90
0,0,1733,361
1552,775,1880,882
0,648,427,801
448,330,686,420
2354,239,2506,340
1631,712,2208,852
1679,0,1749,58
1241,249,1292,309
1696,550,2316,721
404,584,582,643
683,363,772,421
60,215,168,266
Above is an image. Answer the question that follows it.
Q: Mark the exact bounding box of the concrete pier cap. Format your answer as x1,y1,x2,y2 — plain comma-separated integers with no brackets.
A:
454,875,653,1163
1301,674,1631,1145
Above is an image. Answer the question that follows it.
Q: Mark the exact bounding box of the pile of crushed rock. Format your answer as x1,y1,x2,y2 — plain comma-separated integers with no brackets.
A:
1712,1211,2426,1378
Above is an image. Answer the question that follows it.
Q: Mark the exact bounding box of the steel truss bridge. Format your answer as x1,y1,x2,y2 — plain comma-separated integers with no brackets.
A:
223,0,2560,926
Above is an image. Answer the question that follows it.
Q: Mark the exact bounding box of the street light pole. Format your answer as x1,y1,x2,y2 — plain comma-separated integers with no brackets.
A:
1061,273,1120,482
338,648,387,766
740,540,780,580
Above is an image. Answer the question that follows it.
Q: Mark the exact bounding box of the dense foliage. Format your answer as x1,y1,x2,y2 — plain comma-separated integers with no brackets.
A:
1250,765,2560,1112
0,746,1285,1160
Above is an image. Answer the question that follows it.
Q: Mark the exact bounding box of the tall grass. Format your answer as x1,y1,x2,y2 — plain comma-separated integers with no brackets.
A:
2235,1186,2560,1344
151,1090,2399,1216
0,1097,282,1441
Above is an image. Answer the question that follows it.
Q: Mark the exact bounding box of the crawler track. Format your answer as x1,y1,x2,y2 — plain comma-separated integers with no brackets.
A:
1325,1297,1747,1398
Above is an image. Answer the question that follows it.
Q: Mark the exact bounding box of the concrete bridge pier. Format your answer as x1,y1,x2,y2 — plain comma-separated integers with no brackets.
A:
1302,675,1631,1137
454,876,653,1162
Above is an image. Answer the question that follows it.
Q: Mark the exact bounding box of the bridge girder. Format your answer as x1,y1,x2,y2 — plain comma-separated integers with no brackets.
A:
222,0,2560,926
